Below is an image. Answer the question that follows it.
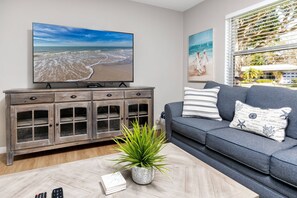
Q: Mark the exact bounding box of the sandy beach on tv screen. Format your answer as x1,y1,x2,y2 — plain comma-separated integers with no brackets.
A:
88,64,133,82
33,49,133,82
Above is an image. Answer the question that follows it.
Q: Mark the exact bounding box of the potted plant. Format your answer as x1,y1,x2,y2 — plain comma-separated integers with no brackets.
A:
113,121,167,185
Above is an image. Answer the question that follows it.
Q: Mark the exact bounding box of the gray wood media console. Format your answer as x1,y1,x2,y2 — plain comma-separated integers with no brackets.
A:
4,87,154,165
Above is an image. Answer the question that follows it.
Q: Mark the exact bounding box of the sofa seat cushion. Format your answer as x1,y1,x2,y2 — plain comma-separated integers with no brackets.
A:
171,117,230,145
271,146,297,188
206,128,297,174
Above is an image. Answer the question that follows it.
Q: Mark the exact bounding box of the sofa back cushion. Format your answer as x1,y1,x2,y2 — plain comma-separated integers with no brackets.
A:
246,85,297,139
204,81,248,121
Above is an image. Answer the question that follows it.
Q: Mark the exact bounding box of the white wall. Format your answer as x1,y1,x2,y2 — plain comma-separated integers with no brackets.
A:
0,0,183,148
183,0,264,89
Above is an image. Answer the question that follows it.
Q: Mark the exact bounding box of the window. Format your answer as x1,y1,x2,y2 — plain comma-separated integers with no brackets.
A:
225,0,297,87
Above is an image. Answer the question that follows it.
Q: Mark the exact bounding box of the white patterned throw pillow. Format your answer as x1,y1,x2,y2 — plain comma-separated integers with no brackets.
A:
182,86,222,121
229,101,291,142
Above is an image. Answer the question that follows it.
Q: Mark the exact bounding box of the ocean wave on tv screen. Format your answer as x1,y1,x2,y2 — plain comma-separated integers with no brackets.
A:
33,47,133,82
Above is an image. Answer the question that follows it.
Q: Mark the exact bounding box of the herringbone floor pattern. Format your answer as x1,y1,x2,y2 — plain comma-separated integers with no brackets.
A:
0,143,258,198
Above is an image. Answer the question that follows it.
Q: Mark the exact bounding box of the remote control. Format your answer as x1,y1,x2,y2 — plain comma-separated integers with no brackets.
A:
35,192,47,198
52,187,63,198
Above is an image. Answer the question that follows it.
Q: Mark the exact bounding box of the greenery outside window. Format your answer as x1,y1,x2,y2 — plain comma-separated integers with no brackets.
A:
225,0,297,88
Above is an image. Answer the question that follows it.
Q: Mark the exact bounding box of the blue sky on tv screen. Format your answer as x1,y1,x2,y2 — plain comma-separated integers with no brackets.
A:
33,23,133,47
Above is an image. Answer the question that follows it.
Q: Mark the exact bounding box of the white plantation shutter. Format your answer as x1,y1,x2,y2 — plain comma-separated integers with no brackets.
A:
225,18,234,86
225,0,297,86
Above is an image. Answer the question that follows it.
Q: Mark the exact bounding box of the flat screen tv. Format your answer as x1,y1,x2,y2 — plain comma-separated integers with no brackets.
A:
32,23,134,83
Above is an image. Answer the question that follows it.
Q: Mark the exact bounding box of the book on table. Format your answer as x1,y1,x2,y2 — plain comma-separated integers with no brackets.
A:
101,171,126,195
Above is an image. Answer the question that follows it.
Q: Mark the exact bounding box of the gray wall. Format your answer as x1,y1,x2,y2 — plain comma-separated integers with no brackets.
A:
183,0,264,88
0,0,183,148
0,0,267,150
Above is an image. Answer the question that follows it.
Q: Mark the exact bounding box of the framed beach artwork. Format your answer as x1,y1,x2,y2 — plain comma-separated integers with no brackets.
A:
188,29,214,82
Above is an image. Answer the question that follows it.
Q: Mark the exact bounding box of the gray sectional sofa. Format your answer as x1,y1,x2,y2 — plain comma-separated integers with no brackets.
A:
165,81,297,198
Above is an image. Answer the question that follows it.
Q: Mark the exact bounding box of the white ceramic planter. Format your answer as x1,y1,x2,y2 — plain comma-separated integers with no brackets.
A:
132,166,155,185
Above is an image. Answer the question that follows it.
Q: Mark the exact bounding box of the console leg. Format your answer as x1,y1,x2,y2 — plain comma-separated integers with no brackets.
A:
6,151,14,166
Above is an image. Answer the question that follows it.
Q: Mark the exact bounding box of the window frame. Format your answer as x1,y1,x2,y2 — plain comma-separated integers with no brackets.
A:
224,0,295,86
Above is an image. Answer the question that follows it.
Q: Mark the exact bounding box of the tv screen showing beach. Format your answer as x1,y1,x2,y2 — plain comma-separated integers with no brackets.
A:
33,23,134,83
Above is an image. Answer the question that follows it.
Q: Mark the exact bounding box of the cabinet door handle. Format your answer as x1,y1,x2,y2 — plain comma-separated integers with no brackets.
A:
30,96,37,100
49,124,53,127
136,92,141,96
106,93,112,97
56,123,59,126
70,95,77,99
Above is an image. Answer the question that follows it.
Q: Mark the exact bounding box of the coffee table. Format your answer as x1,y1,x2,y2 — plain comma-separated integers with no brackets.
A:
0,143,258,197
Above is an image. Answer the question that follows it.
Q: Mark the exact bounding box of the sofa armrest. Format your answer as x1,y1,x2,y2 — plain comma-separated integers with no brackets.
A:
164,101,183,141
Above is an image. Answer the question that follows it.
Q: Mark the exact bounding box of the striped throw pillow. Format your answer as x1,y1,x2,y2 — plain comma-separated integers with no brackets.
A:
182,86,222,121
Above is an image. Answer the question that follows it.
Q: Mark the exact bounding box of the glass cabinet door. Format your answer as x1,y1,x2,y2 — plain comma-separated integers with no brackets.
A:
93,100,124,139
125,99,152,129
11,104,54,150
55,102,91,143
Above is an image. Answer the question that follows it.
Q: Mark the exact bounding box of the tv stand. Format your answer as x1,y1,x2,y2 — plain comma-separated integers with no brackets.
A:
119,82,127,87
4,86,154,165
45,83,52,89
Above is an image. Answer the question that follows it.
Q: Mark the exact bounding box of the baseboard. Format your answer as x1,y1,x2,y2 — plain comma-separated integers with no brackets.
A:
0,147,6,154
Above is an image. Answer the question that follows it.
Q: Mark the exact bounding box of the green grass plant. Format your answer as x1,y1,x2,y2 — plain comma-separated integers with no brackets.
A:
113,121,167,173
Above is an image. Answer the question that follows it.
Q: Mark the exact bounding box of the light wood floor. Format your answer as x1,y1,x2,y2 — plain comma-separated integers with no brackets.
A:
0,141,118,176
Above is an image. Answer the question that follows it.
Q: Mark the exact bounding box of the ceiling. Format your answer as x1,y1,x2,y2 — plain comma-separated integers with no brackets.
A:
129,0,205,12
